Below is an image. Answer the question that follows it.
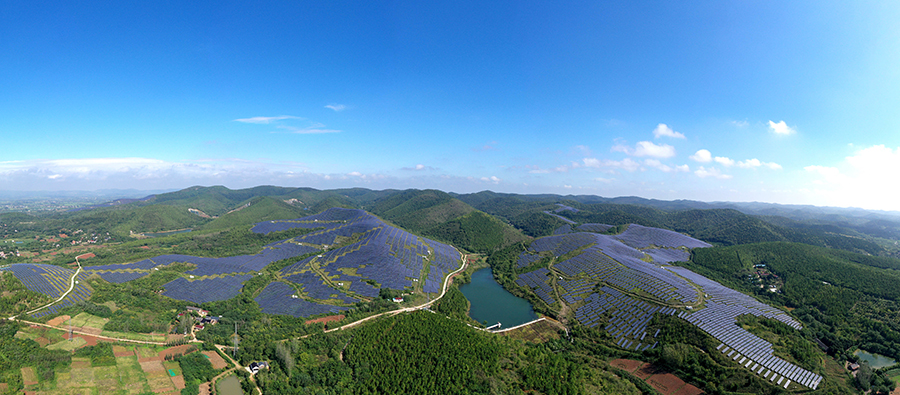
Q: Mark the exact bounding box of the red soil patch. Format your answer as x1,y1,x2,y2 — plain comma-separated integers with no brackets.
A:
140,246,151,249
634,363,655,379
610,359,703,395
113,345,134,357
158,344,196,360
610,358,644,372
647,373,687,395
305,314,345,325
170,375,186,390
76,252,96,260
673,383,704,395
74,334,100,347
34,337,50,346
47,315,71,327
202,351,228,370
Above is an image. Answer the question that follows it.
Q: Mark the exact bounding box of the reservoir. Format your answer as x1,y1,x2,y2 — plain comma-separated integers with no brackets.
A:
459,268,537,329
216,374,243,395
854,349,897,369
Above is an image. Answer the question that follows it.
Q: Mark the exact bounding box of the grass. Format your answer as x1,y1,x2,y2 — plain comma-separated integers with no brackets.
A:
99,329,166,343
46,336,86,351
69,311,109,329
500,319,562,343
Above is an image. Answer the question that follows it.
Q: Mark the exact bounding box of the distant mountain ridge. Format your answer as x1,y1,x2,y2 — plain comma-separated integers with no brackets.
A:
12,185,900,257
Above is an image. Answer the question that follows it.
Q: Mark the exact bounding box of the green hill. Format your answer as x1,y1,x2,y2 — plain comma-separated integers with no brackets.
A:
369,189,476,232
199,196,309,230
367,189,528,253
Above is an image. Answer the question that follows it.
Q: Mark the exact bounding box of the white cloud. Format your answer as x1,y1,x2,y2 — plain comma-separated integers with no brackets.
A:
737,158,781,169
768,120,796,135
325,104,346,112
583,157,641,172
643,159,689,173
233,115,300,124
652,123,685,139
633,141,676,158
401,164,436,171
689,149,712,163
694,166,732,179
731,120,749,127
803,145,900,211
480,176,501,183
714,156,735,166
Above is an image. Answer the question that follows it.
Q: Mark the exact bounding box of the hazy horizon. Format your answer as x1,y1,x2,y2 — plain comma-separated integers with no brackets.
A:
3,2,899,211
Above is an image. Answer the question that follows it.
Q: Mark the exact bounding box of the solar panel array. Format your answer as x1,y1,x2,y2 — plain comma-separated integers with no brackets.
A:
643,248,691,264
278,211,461,298
528,233,597,257
34,272,92,318
515,252,541,268
542,211,576,225
521,218,820,390
549,234,698,304
284,271,357,304
161,274,253,304
553,224,573,235
576,223,613,233
255,281,350,318
614,224,712,249
574,286,677,351
553,203,579,213
1,263,77,299
0,264,93,317
515,268,556,306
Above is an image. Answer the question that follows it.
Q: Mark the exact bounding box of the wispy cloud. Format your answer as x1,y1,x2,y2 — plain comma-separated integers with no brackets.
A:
730,120,749,127
480,175,501,184
690,149,780,170
583,157,641,172
644,159,689,173
233,115,301,124
325,104,346,112
714,156,735,166
768,120,796,135
694,166,732,179
401,164,436,171
473,141,499,152
652,123,685,139
613,140,676,158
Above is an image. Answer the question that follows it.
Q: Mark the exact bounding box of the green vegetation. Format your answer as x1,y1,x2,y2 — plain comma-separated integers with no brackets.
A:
255,310,644,395
178,351,218,395
0,271,49,316
73,342,116,367
432,285,471,321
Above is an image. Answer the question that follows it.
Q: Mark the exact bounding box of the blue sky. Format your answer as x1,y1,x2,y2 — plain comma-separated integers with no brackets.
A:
2,1,899,211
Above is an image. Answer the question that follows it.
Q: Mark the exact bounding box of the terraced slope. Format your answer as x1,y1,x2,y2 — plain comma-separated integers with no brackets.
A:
0,264,91,318
515,222,822,390
5,208,462,319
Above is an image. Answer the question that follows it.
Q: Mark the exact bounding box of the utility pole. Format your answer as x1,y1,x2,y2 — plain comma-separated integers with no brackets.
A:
232,322,239,359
